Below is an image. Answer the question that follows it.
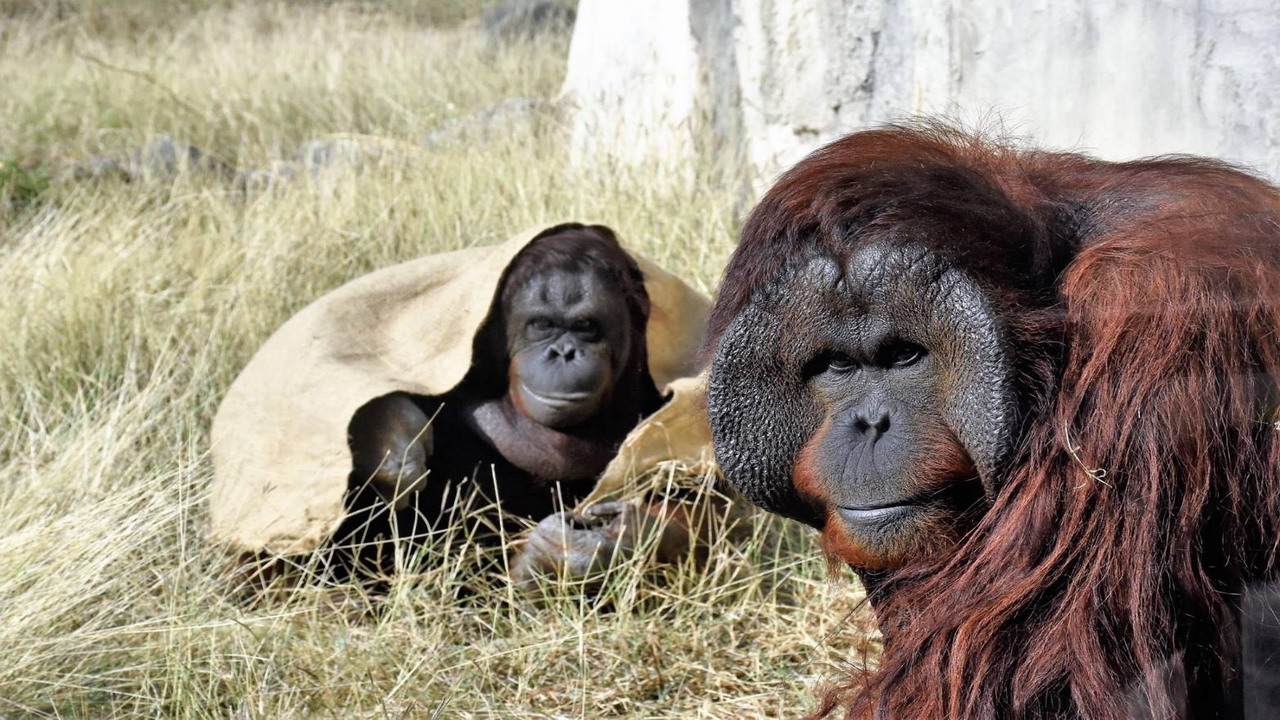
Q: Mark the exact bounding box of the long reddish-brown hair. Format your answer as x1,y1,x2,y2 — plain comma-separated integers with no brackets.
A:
712,124,1280,718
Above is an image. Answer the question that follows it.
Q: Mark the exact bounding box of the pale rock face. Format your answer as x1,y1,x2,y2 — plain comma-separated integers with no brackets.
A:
561,0,703,172
563,0,1280,194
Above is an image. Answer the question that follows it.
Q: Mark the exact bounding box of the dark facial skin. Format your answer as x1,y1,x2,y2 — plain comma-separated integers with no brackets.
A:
504,266,632,429
709,240,1014,572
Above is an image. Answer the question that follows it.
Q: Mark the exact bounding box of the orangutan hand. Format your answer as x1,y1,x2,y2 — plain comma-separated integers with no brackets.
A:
509,501,692,590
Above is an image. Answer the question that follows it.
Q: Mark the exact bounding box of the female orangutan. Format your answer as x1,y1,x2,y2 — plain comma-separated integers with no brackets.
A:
705,123,1280,718
210,223,716,595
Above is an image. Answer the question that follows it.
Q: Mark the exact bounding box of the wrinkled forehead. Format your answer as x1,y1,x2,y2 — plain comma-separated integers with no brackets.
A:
762,239,960,322
506,266,619,314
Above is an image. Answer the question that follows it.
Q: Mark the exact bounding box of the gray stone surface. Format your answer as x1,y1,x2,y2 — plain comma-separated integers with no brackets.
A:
423,97,560,149
57,109,561,195
482,0,576,43
232,160,302,194
65,136,232,182
560,2,707,177
564,0,1280,191
292,136,389,172
235,134,430,193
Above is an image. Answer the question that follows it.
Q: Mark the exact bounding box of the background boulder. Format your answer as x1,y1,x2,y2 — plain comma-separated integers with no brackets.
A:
482,0,576,44
64,137,231,182
563,0,1280,192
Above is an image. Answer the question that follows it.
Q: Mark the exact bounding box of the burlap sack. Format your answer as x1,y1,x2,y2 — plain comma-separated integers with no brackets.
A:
209,226,713,556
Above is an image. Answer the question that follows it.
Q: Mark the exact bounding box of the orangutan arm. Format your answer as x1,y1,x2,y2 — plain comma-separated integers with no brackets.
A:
348,392,434,510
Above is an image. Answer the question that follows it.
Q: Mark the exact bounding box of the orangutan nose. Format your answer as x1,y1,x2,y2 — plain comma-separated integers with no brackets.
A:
545,340,579,363
850,407,891,442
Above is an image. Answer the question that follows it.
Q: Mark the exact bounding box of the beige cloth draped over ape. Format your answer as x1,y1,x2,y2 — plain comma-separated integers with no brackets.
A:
209,226,714,556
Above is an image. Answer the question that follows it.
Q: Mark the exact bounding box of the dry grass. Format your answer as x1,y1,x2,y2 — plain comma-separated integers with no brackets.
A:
0,3,877,717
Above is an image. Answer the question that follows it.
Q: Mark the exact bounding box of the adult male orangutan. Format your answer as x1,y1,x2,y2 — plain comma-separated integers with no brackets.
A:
705,124,1280,718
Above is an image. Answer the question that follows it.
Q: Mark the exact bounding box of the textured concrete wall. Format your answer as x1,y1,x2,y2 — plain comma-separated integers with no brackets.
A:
562,0,1280,189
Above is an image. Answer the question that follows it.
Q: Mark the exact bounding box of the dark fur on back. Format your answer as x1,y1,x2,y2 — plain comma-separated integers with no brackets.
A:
708,123,1280,718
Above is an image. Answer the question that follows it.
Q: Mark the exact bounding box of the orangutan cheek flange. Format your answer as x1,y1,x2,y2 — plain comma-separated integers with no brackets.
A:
708,244,1011,571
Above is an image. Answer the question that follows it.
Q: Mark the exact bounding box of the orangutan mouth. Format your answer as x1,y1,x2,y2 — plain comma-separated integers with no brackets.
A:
836,502,919,527
521,385,594,409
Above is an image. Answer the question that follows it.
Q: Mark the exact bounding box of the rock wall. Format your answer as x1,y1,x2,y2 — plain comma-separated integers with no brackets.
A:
562,0,1280,190
561,1,704,169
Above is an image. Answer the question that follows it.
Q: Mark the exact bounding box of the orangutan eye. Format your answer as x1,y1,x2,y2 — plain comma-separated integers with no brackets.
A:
529,318,555,332
826,352,858,374
886,342,926,368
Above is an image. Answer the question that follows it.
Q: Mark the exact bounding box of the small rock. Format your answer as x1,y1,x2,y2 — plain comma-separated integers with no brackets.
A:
423,97,560,149
65,137,231,182
235,135,417,194
232,160,302,194
481,0,576,44
292,136,387,172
